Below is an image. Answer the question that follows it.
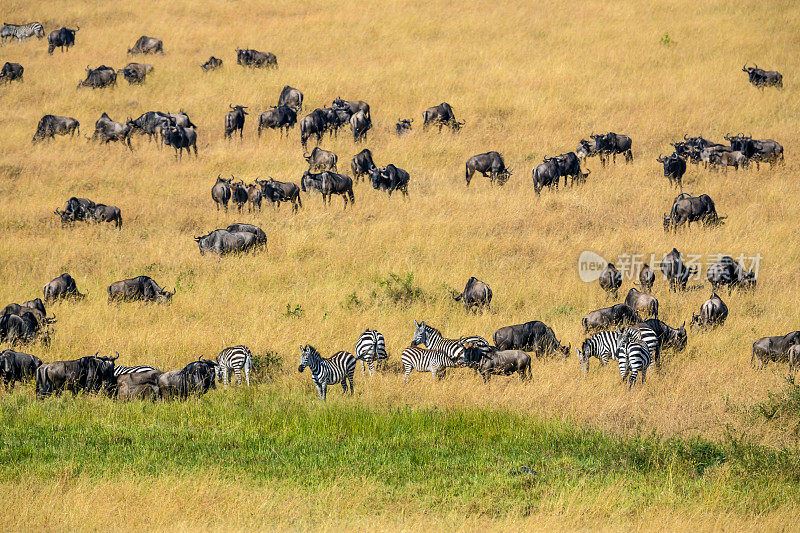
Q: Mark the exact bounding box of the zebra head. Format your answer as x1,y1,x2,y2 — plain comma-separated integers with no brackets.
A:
298,344,318,373
412,320,427,347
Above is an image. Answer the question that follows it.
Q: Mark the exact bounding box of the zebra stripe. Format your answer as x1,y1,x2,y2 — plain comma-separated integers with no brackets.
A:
1,22,44,41
412,321,490,363
113,364,158,377
617,328,652,387
298,345,356,400
216,345,253,386
401,346,458,380
579,327,657,372
355,329,387,375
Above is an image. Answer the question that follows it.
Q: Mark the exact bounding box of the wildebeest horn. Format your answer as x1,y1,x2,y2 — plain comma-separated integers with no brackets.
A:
112,351,119,361
229,103,234,109
193,235,202,241
94,351,100,357
683,134,689,140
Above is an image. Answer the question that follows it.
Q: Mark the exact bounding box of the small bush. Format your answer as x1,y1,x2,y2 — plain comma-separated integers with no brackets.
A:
250,350,283,381
755,375,800,435
660,32,676,47
282,303,304,318
372,272,423,304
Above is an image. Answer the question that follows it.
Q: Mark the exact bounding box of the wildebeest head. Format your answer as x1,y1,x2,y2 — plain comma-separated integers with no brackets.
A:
230,103,248,115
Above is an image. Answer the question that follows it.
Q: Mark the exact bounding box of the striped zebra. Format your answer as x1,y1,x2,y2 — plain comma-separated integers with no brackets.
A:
1,22,44,41
216,345,253,386
355,329,388,375
298,345,356,400
617,328,652,388
401,346,458,381
577,326,659,372
411,320,491,363
113,365,158,377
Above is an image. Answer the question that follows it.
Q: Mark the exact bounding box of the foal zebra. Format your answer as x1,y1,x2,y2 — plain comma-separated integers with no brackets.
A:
577,326,658,372
113,365,158,377
412,320,491,363
216,345,253,386
617,328,652,388
401,346,459,381
355,329,388,375
1,22,44,41
298,345,356,400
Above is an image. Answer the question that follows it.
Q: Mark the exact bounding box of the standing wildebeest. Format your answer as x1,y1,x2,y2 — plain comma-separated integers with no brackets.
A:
163,124,198,159
638,263,655,292
349,110,372,142
370,164,410,198
396,118,413,135
117,369,162,400
0,312,46,346
451,277,492,311
742,63,783,89
0,350,42,390
224,104,248,139
422,102,463,132
333,97,370,118
301,171,355,209
201,56,222,72
299,108,328,148
708,150,748,172
582,303,640,333
0,62,23,83
660,248,697,292
231,181,248,212
657,153,687,188
165,111,197,129
89,112,133,149
77,65,116,89
663,193,724,231
108,276,173,303
1,22,44,42
225,223,267,244
726,133,784,169
35,354,118,397
43,273,85,301
258,105,297,136
707,255,756,291
118,62,153,84
752,332,800,370
576,139,600,162
236,48,277,68
32,115,79,143
465,152,512,186
461,344,531,382
158,358,218,399
54,197,96,225
493,321,570,356
624,288,658,319
194,229,261,255
351,148,377,181
128,35,163,54
545,152,589,187
278,85,303,111
257,178,302,213
591,132,633,165
212,175,232,211
246,183,263,212
691,292,728,329
304,146,338,171
88,204,123,228
128,111,171,144
531,158,561,195
640,319,687,353
598,263,622,298
47,26,78,54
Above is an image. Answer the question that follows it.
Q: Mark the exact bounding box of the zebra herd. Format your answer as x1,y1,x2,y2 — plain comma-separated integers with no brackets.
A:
578,327,657,387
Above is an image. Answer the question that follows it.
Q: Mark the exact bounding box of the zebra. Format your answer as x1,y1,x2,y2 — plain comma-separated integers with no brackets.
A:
216,345,253,386
411,320,491,364
400,346,459,381
298,345,356,400
617,328,652,388
113,365,158,377
1,22,44,41
577,326,659,372
355,329,388,375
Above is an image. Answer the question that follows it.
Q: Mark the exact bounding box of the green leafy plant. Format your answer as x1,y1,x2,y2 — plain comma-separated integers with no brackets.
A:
282,303,304,318
372,272,423,304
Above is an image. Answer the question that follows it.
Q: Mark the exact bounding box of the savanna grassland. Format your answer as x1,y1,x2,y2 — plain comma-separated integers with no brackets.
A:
1,0,800,530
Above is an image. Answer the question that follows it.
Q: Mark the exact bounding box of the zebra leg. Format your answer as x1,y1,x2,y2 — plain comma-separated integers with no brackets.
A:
347,374,355,395
244,364,250,386
367,361,374,376
317,382,327,400
234,368,243,385
341,378,348,394
361,359,366,375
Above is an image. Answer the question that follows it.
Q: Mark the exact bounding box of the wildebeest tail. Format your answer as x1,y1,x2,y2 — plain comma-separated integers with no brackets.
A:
651,299,658,318
35,365,49,397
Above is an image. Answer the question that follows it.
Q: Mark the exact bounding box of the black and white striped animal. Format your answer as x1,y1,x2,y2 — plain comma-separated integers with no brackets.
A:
298,345,356,400
400,346,458,380
355,329,388,375
113,364,158,377
411,320,490,363
1,22,44,42
577,327,658,372
216,345,253,386
617,328,652,388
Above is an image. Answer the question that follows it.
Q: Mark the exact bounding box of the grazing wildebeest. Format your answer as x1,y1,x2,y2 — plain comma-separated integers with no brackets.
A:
231,181,248,212
117,369,162,400
1,22,44,42
246,183,263,212
582,303,640,333
663,193,724,231
742,63,783,89
118,62,153,84
641,319,687,353
320,106,351,139
351,149,377,181
77,65,117,89
691,292,728,329
657,153,687,188
89,112,133,149
107,276,173,303
638,263,655,292
236,48,277,68
299,108,328,148
461,343,531,382
36,354,118,397
0,312,44,345
707,256,756,291
301,171,355,208
493,320,570,356
531,158,561,195
333,97,370,118
224,104,248,139
465,152,512,186
128,111,171,144
258,105,297,136
201,56,223,72
396,118,413,135
212,175,232,211
547,152,590,187
158,358,218,399
451,277,492,311
43,273,85,301
32,115,80,143
88,204,123,228
752,332,800,370
257,178,302,213
576,139,601,163
591,132,633,165
278,85,303,111
624,288,658,319
225,223,267,244
47,26,78,54
0,62,23,83
194,229,261,255
726,133,784,169
163,124,198,159
598,263,622,298
370,164,410,197
54,196,95,225
660,248,697,291
304,146,338,171
349,110,372,142
422,102,463,132
0,350,42,390
128,35,163,54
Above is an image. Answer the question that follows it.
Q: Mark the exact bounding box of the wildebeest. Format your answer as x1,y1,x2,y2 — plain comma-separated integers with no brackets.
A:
451,277,492,311
624,288,658,319
77,65,116,89
660,248,697,291
531,158,561,195
304,146,338,171
0,350,42,390
370,164,410,197
128,111,171,144
225,223,267,244
641,318,687,353
301,171,355,209
663,193,724,231
201,56,223,72
725,133,784,169
1,22,44,42
493,320,570,356
465,152,512,186
708,150,748,172
576,139,599,162
212,175,232,211
258,105,297,136
231,181,248,212
299,108,328,148
351,149,377,181
396,118,413,135
422,102,463,132
752,331,800,370
707,255,756,291
88,204,123,228
163,124,198,159
224,104,248,139
257,178,302,213
128,35,163,55
349,110,372,142
32,115,80,143
742,63,783,89
0,312,45,346
591,132,633,165
461,344,531,382
194,229,262,255
598,263,622,298
321,106,351,138
0,62,23,83
54,196,95,225
43,273,85,301
118,62,153,84
1,298,47,321
236,48,277,68
278,85,303,111
638,263,655,292
47,26,78,54
549,152,590,187
158,358,218,399
333,97,370,119
89,112,133,149
107,276,173,303
36,354,118,397
657,153,687,188
117,369,162,400
165,111,197,129
246,183,262,212
582,303,640,333
691,292,728,329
